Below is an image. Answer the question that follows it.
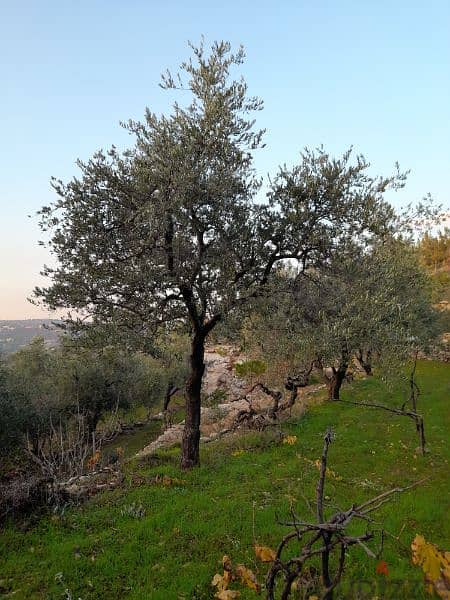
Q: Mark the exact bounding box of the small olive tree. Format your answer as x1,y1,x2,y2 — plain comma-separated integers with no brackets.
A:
35,42,400,468
7,337,63,452
297,240,438,400
243,239,438,402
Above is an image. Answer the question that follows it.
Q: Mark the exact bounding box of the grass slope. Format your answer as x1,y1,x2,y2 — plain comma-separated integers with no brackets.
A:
1,361,449,599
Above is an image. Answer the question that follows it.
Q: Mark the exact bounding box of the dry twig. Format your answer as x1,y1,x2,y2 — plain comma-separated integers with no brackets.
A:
266,430,424,600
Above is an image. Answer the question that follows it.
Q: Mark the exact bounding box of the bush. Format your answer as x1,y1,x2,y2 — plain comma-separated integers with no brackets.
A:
0,361,25,455
235,359,266,377
204,388,228,407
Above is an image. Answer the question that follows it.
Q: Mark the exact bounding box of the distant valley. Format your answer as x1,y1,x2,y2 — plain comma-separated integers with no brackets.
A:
0,319,61,354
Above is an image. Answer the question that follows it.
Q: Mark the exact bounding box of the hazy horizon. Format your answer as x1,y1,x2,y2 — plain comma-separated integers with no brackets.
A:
1,0,449,319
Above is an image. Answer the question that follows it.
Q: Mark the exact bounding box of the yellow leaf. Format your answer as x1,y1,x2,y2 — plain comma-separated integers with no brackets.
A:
312,459,342,481
254,544,276,562
215,591,240,600
222,555,233,572
235,564,260,592
283,435,297,445
212,570,231,592
411,535,450,599
412,535,443,581
411,535,426,565
212,573,225,589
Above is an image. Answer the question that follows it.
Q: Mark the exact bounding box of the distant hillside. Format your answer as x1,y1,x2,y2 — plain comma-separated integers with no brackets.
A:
0,320,62,354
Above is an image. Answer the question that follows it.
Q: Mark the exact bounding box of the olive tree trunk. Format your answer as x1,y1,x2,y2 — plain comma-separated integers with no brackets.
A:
181,329,206,470
356,348,373,376
326,364,348,401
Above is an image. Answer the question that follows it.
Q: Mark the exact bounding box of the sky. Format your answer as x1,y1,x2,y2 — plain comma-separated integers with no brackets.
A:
1,0,449,319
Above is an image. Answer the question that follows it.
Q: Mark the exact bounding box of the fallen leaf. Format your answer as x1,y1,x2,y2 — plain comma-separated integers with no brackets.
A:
376,560,389,576
236,564,260,592
212,574,223,588
212,571,232,592
412,535,442,581
283,435,297,445
254,544,276,562
411,534,450,599
215,591,240,600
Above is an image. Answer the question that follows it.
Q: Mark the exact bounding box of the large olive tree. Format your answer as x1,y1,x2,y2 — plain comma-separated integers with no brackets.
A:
35,41,399,468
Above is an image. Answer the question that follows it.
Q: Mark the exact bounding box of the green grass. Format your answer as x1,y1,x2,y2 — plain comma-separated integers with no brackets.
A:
1,361,449,599
101,398,185,461
235,359,267,377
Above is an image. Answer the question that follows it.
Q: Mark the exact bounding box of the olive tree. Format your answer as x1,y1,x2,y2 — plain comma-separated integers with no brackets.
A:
7,337,63,452
246,240,438,401
310,243,437,399
35,41,400,468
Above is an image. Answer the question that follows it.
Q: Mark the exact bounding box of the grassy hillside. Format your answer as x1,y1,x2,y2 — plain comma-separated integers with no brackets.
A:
1,361,448,599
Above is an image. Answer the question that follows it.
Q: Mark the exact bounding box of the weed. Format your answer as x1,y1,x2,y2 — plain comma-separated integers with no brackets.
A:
120,501,146,519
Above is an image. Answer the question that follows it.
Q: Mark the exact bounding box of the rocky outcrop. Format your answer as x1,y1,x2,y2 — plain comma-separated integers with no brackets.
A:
202,345,247,398
136,345,326,458
137,345,267,458
136,399,251,457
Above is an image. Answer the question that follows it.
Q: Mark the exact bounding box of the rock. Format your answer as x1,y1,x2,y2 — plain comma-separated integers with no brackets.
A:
135,344,326,458
202,345,247,399
136,399,252,457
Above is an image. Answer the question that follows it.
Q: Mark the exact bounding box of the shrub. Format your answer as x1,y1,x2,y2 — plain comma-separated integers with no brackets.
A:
235,360,266,378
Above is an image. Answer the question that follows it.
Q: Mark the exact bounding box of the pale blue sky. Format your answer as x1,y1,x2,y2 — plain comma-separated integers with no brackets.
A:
1,0,449,318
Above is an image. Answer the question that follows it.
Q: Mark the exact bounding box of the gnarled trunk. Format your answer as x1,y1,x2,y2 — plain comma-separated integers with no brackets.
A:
326,364,348,401
356,348,372,376
163,382,179,429
283,362,314,409
163,382,179,412
181,329,206,470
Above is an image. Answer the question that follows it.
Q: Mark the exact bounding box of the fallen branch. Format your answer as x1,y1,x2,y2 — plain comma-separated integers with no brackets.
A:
52,467,124,500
